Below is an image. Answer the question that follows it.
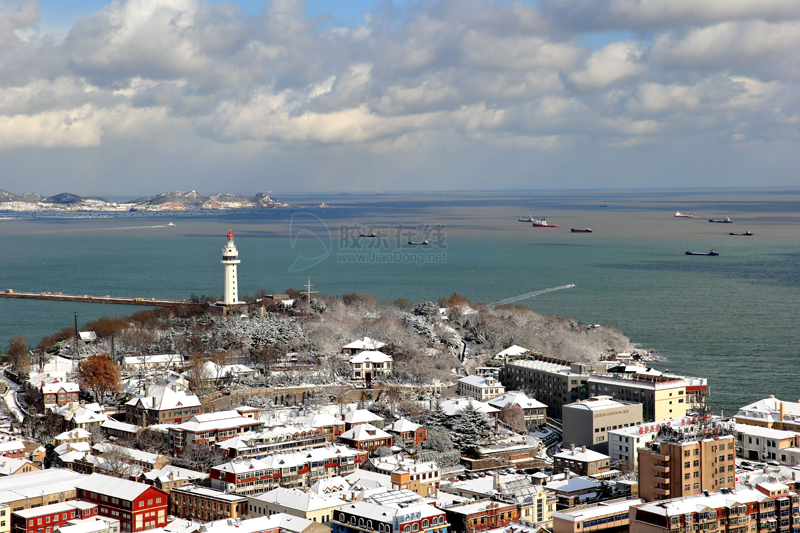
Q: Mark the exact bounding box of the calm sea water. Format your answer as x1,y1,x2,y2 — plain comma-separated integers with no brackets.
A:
1,188,798,414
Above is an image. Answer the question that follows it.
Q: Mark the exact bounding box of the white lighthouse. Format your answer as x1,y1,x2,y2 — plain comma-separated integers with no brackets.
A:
221,231,241,305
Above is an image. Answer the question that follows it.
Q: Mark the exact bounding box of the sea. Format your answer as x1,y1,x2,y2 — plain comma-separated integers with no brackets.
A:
1,188,798,415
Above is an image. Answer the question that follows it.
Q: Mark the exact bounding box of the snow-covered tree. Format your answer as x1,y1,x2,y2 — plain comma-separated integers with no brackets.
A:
424,399,450,429
451,400,493,455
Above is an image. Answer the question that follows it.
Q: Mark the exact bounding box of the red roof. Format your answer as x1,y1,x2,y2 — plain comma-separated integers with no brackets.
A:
227,231,234,238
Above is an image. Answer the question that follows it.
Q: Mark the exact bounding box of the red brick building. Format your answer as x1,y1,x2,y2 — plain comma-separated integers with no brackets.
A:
77,473,169,532
0,440,26,458
383,419,427,447
40,382,80,409
12,501,97,533
444,501,518,533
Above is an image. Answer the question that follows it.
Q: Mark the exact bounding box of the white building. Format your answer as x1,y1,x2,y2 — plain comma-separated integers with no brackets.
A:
735,395,800,433
122,354,184,371
735,423,800,463
607,414,711,468
457,375,505,402
221,231,241,305
348,351,392,382
247,488,346,524
494,345,529,361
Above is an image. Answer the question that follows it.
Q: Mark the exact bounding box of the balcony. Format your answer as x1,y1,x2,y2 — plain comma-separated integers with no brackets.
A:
653,464,670,474
653,486,671,497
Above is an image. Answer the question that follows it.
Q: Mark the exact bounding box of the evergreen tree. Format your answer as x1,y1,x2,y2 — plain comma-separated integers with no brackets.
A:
451,400,493,455
424,399,451,429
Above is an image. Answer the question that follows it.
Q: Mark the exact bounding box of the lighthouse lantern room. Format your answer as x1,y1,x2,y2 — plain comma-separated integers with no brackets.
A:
221,231,241,305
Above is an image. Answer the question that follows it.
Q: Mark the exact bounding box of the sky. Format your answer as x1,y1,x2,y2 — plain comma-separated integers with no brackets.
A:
0,0,799,195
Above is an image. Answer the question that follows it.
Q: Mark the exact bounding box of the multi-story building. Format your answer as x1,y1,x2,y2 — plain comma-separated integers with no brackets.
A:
332,502,448,533
76,473,169,532
364,457,441,497
298,414,345,442
499,357,605,418
11,502,97,533
338,424,393,452
348,352,392,382
444,501,517,533
219,425,328,459
457,376,505,402
630,482,800,533
125,385,201,427
736,396,800,433
37,382,80,410
638,433,735,502
54,430,92,448
587,373,706,423
167,411,265,453
247,488,346,524
0,470,86,512
562,396,643,454
608,414,711,469
383,420,426,448
552,446,611,477
91,444,170,472
169,486,248,522
735,423,800,462
211,446,369,496
552,498,643,533
487,392,547,428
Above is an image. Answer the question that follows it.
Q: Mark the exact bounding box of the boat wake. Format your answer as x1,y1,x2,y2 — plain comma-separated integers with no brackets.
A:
489,284,575,307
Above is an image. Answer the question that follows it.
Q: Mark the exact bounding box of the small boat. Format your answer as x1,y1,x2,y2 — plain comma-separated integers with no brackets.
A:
519,216,533,222
166,222,175,227
730,231,753,236
408,240,430,245
709,217,732,223
674,211,698,218
318,202,330,208
359,232,378,238
532,217,560,228
571,228,592,233
685,249,719,256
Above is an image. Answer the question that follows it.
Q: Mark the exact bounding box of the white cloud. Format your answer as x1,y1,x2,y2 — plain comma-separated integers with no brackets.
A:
569,41,646,90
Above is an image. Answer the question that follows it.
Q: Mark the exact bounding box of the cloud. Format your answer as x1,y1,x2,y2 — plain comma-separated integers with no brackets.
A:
569,40,646,90
0,0,798,190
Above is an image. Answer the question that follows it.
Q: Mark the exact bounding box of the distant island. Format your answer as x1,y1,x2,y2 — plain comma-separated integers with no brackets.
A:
0,189,288,212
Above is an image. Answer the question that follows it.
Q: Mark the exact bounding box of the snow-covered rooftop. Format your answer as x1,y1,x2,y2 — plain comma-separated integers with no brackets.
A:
487,391,546,410
340,423,391,441
342,337,386,351
348,351,392,364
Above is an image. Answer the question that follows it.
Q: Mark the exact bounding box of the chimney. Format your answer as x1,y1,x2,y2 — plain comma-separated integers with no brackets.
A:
570,444,575,452
493,472,499,491
780,401,786,421
582,446,587,453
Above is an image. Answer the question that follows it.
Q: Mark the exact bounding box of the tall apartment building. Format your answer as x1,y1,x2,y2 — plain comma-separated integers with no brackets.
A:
608,414,712,468
562,396,643,454
638,433,736,502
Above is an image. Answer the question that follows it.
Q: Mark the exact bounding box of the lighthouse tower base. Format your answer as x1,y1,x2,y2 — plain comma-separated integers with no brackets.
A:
210,301,248,316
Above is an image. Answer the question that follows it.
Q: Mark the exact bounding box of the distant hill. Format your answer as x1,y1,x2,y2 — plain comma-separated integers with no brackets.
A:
43,193,85,204
19,192,45,202
134,190,210,206
0,190,20,202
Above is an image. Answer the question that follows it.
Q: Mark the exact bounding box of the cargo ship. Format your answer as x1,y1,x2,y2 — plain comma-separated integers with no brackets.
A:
519,216,533,222
674,212,698,218
685,249,719,256
571,228,592,233
532,218,560,228
709,217,732,223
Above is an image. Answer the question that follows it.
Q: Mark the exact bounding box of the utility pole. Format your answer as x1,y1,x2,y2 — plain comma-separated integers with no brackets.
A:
303,278,318,301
